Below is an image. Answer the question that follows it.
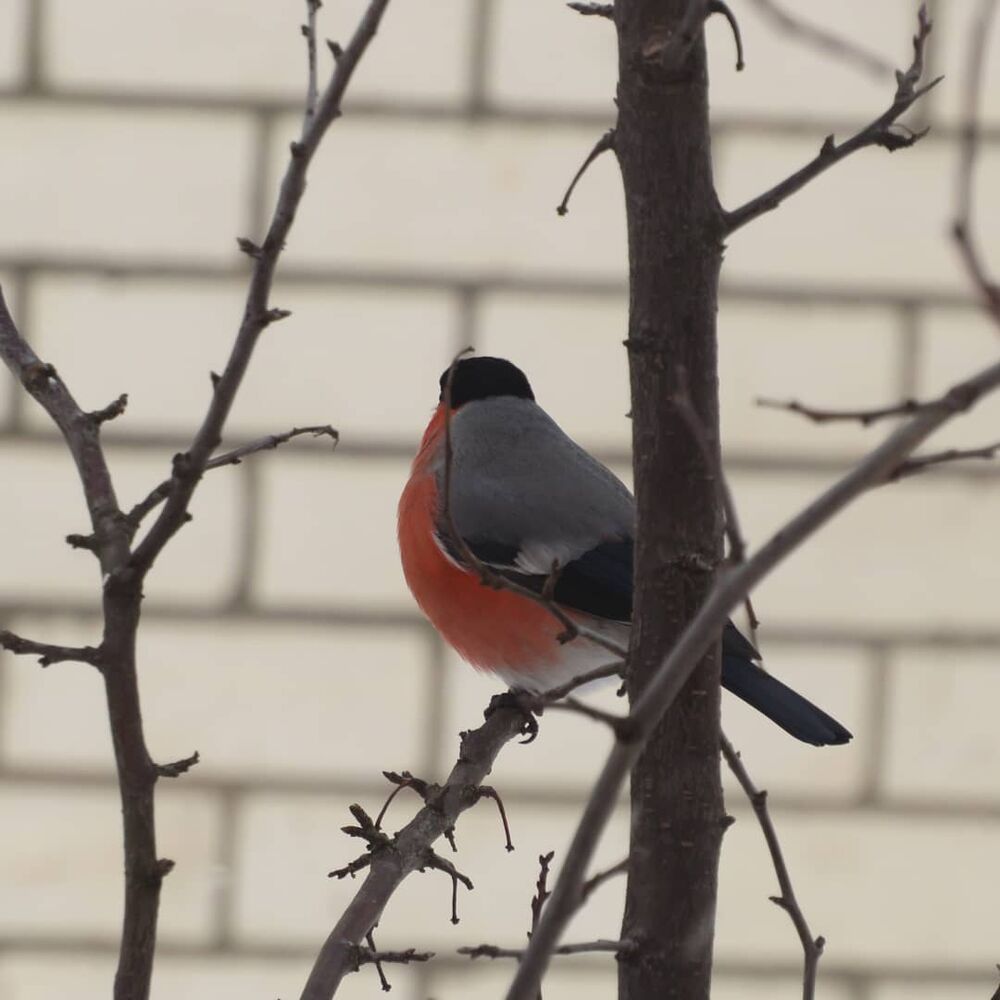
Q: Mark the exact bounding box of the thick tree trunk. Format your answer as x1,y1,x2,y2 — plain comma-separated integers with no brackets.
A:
615,3,728,997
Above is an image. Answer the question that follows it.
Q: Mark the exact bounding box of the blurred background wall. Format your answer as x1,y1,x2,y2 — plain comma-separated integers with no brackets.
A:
1,1,999,997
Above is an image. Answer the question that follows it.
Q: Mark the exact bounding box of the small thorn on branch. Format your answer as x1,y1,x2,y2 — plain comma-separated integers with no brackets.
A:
420,850,473,925
375,770,435,830
87,393,129,426
155,751,200,778
263,307,292,325
327,39,344,60
477,785,515,852
708,0,745,71
236,237,262,258
66,532,99,552
567,1,613,17
556,128,615,217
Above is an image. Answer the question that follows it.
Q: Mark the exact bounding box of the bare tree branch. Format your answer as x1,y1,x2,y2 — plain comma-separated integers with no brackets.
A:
0,4,390,999
302,0,322,126
0,629,102,667
723,5,940,235
299,656,627,1000
0,291,131,576
128,0,392,580
889,441,1000,481
503,353,1000,999
461,939,635,960
721,733,823,1000
743,0,895,79
757,395,926,426
126,424,338,530
952,0,1000,323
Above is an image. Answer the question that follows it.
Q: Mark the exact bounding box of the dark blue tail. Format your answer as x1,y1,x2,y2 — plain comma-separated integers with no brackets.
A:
722,623,852,747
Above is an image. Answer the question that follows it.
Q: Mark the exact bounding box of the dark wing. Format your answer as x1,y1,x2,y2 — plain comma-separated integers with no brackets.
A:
441,533,634,624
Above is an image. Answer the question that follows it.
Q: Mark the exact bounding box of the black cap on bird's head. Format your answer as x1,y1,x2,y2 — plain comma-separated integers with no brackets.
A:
439,356,535,408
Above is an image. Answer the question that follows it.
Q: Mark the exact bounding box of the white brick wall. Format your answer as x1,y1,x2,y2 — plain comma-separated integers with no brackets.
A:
0,104,254,262
2,1,1000,998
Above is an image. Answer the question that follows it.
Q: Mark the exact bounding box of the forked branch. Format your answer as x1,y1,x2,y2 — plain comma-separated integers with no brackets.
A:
724,5,940,235
722,734,823,999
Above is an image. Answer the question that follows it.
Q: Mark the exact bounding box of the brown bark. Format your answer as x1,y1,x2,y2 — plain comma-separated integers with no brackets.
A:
615,3,727,997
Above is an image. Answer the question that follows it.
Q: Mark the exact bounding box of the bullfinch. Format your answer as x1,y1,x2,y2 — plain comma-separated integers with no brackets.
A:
398,356,851,747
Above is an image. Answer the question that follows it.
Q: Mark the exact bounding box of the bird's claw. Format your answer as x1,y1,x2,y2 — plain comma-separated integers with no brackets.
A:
484,689,540,744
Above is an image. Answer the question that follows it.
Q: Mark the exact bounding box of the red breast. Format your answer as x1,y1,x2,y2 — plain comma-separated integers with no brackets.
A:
397,404,568,680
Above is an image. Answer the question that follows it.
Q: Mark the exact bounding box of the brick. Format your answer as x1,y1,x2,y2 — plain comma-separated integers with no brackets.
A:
0,953,114,1000
0,953,394,1000
708,0,912,120
269,117,628,279
732,470,1000,631
0,445,104,604
875,982,996,1000
717,811,1000,966
234,791,628,950
0,0,27,88
44,0,472,105
29,274,457,439
0,783,220,943
916,305,1000,452
720,641,871,800
883,648,1000,803
487,0,618,113
719,302,901,456
928,1,1000,126
1,618,430,781
477,291,631,451
256,453,413,610
716,135,1000,293
152,955,392,1000
0,103,253,262
0,445,239,606
431,965,855,1000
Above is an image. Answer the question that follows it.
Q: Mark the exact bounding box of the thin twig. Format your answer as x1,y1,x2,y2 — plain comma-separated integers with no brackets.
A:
580,858,627,904
724,5,940,235
952,0,1000,324
461,939,635,960
669,377,759,634
0,629,102,668
889,441,1000,481
708,0,745,71
757,395,925,426
503,353,1000,1000
299,648,624,1000
126,425,337,530
721,733,823,999
529,851,555,939
128,0,392,580
302,0,322,127
556,130,616,216
744,0,894,79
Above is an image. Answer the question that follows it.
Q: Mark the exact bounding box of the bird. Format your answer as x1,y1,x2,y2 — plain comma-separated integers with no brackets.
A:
397,355,852,747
